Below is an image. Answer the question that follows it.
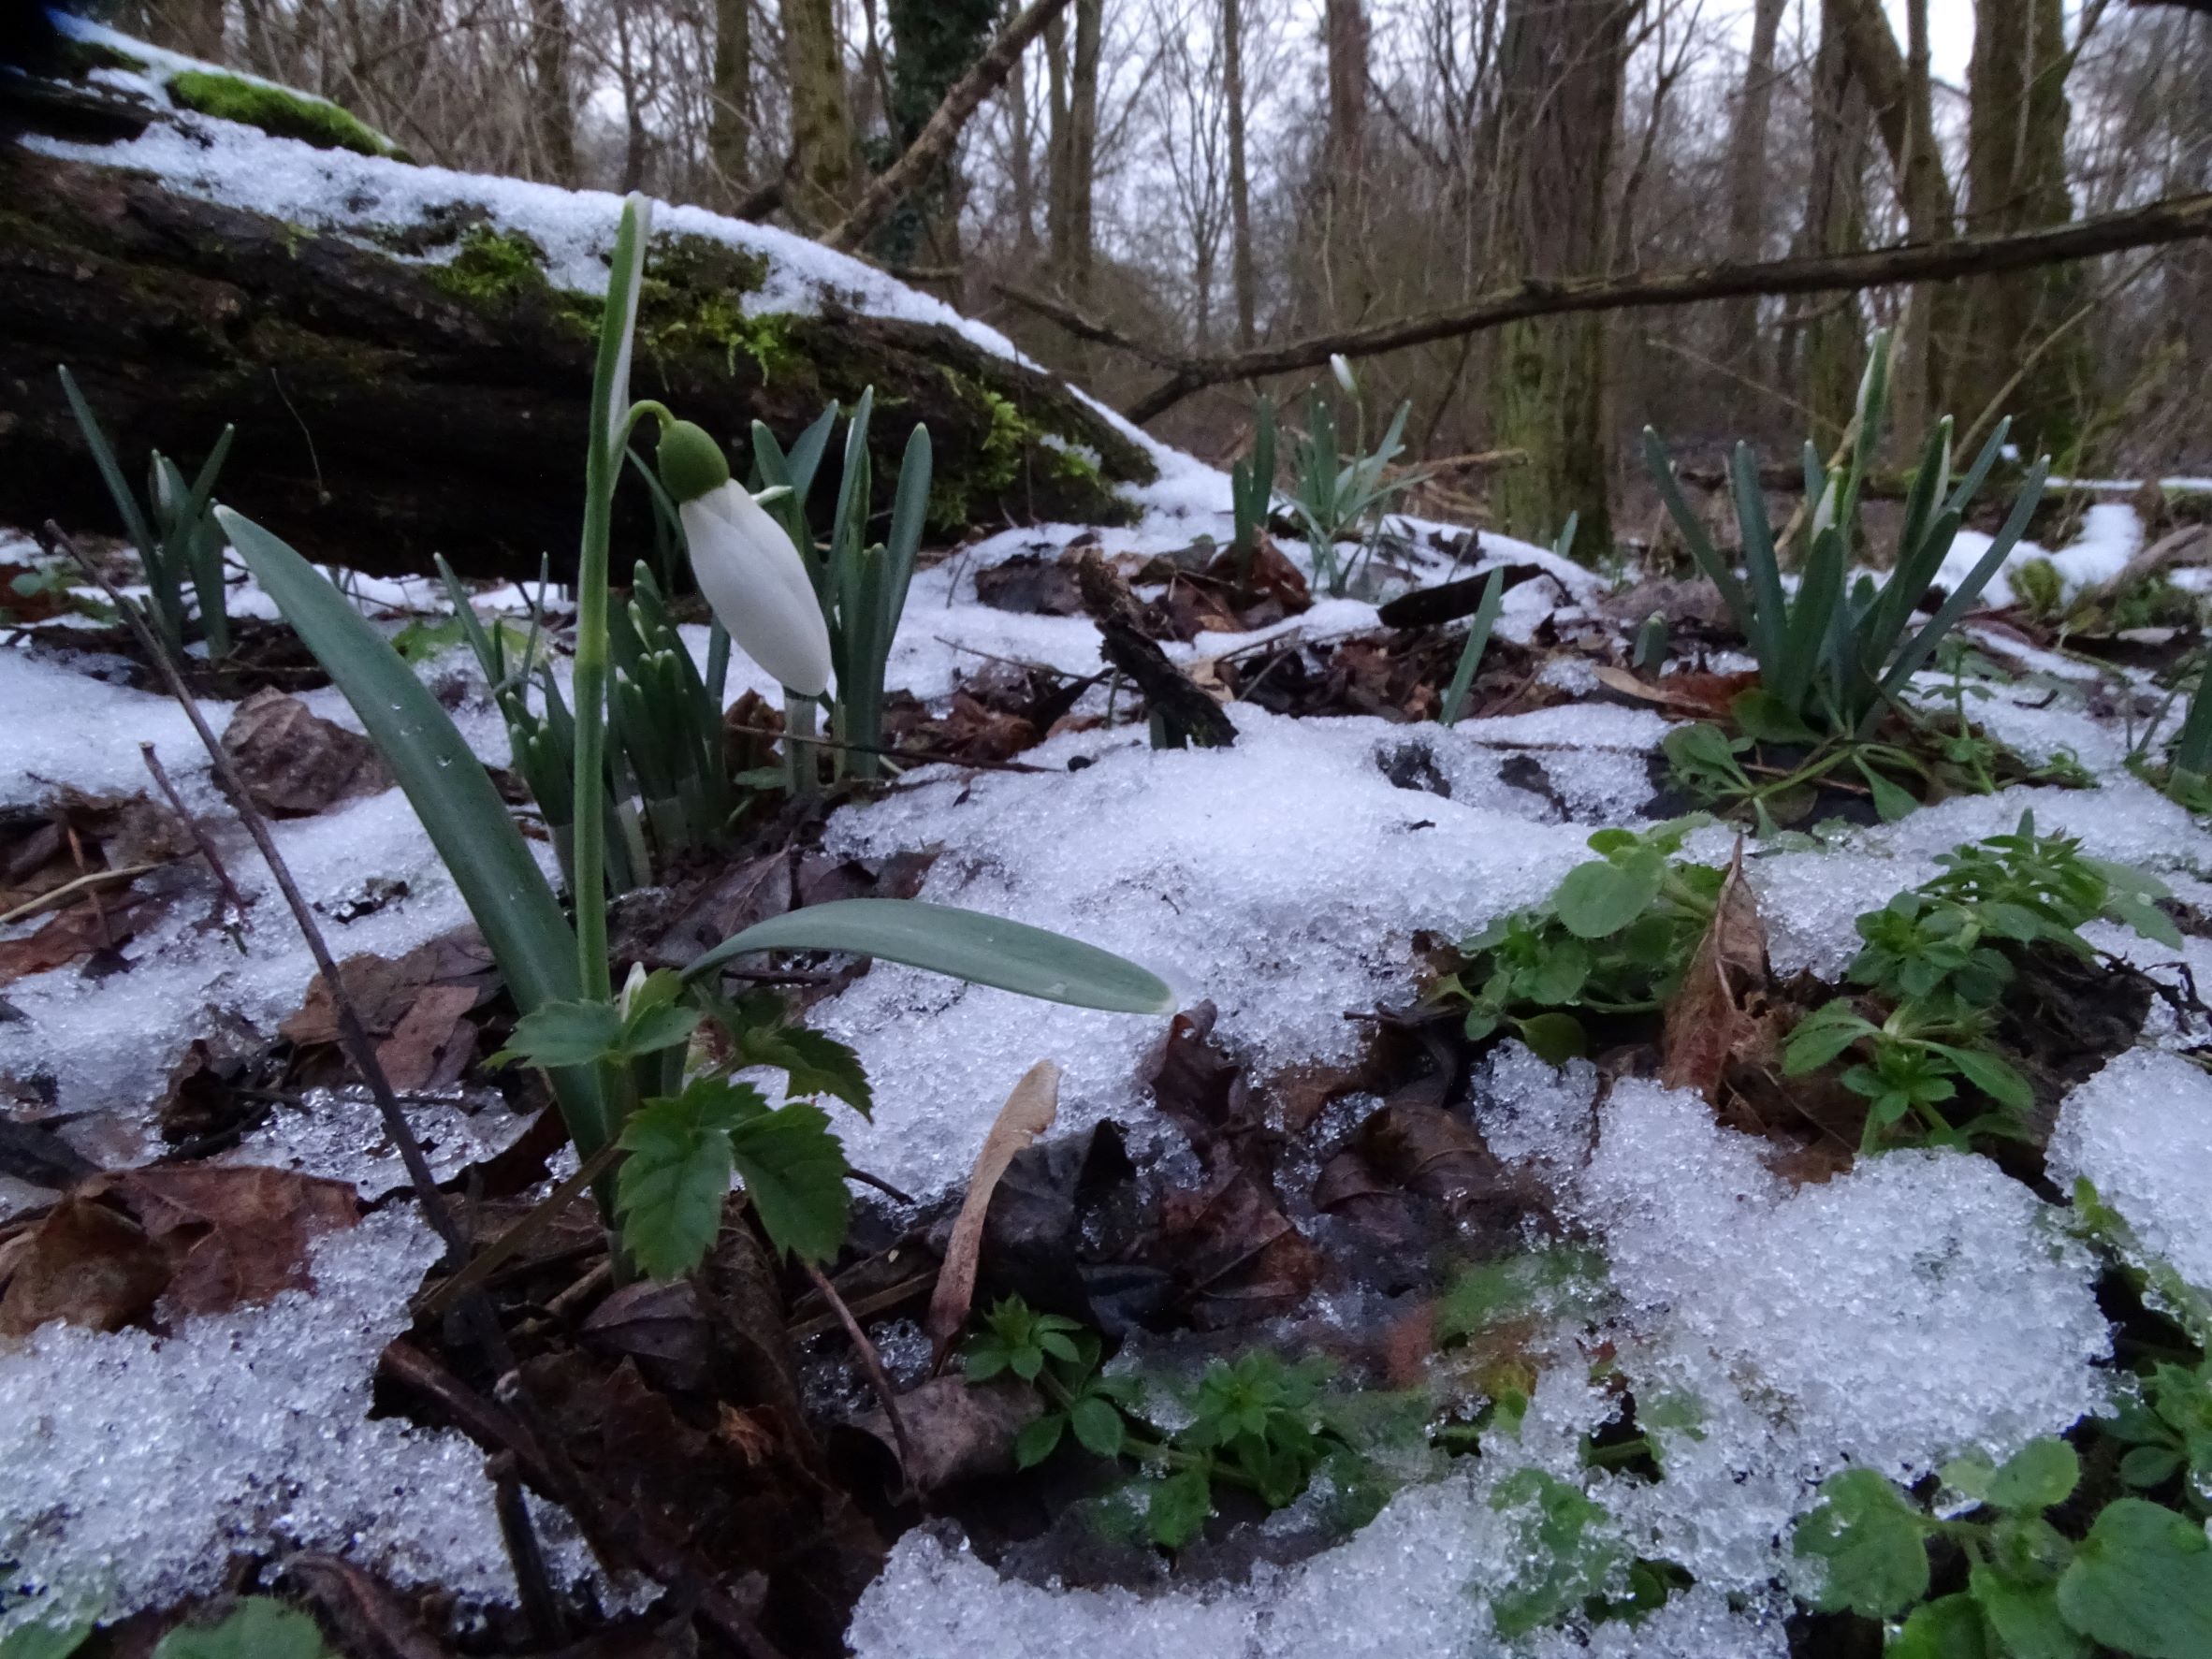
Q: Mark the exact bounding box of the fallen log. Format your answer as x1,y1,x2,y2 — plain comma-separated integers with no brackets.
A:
0,53,1153,581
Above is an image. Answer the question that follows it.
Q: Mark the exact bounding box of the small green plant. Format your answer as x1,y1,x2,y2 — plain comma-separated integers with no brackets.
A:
1285,357,1425,598
1783,812,2179,1150
1644,330,2047,739
749,389,932,783
1794,1441,2212,1658
963,1297,1372,1549
2012,555,2064,620
1,562,112,627
219,195,1174,1279
58,367,235,658
1230,395,1277,582
1440,822,1721,1061
1440,520,1567,728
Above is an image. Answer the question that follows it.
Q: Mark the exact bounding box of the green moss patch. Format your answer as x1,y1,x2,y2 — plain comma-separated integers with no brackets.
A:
167,69,401,159
634,233,791,381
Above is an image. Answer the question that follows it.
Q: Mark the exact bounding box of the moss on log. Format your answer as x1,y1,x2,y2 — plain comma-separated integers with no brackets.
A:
0,132,1150,580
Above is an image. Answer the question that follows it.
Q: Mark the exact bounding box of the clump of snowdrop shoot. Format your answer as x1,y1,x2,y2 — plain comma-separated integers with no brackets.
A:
215,190,1175,1279
654,417,832,697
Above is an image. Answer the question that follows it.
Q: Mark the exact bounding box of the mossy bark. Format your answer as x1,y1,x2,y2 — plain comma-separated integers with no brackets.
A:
0,148,1150,582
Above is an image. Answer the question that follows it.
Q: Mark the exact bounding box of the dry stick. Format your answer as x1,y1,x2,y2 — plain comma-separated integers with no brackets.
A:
416,1139,621,1321
995,188,2212,422
822,0,1081,253
804,1259,915,1483
0,864,157,927
722,719,1057,776
141,741,253,924
43,520,562,1619
488,1451,568,1649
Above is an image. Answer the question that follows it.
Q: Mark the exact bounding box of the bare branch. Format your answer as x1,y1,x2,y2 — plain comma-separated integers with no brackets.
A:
823,0,1080,254
994,191,2212,422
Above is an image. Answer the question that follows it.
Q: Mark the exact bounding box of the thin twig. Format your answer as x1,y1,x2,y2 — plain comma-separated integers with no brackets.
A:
141,742,253,924
488,1451,568,1648
804,1259,915,1483
0,864,158,927
416,1139,621,1320
722,720,1056,776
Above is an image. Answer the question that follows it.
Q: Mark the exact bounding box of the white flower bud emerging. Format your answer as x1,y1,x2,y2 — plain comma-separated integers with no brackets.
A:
1331,353,1358,397
680,482,834,697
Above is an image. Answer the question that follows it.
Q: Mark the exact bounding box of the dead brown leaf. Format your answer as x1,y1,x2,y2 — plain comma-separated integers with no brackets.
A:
1594,664,1760,721
1659,838,1770,1102
0,890,171,987
89,1165,358,1314
926,1060,1060,1358
223,688,390,817
286,1554,457,1659
0,1192,170,1333
375,982,481,1092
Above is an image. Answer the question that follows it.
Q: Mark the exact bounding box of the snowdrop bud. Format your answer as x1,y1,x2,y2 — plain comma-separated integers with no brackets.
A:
1331,353,1358,397
658,423,832,697
618,960,648,1018
1812,477,1840,538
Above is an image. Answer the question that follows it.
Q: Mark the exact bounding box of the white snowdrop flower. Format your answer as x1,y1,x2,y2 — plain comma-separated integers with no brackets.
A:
1812,476,1840,538
1330,352,1358,396
657,419,833,697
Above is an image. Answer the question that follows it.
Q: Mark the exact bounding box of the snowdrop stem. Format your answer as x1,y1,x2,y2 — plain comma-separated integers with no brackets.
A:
572,196,653,1014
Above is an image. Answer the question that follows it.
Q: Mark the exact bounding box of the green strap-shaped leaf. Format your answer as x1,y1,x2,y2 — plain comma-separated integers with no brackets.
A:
1439,566,1506,728
682,896,1176,1014
218,507,610,1152
1643,427,1754,646
1730,441,1789,677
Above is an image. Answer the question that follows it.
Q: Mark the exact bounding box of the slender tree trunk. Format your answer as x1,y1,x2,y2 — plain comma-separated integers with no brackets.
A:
1720,0,1786,379
530,0,576,185
1224,0,1256,347
707,0,750,203
1960,0,2085,458
1008,24,1039,258
1318,0,1369,310
614,0,647,194
1797,0,1872,446
1068,0,1101,297
1490,0,1631,558
882,0,999,267
783,0,862,231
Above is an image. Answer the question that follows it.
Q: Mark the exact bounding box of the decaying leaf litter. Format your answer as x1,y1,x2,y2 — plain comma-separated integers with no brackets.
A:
10,28,2212,1659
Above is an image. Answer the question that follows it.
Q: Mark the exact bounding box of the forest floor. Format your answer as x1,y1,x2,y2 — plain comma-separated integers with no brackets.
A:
7,23,2212,1656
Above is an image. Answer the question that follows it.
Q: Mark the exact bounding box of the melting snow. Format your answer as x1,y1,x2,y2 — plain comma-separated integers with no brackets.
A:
0,1213,604,1636
2048,1047,2212,1298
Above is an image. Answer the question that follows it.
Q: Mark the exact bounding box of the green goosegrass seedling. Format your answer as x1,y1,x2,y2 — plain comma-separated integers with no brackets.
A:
1441,821,1721,1061
1795,1440,2212,1659
1784,811,2179,1150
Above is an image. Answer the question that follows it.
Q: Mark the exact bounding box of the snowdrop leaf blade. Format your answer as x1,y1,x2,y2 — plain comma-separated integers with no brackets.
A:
217,508,608,1151
683,897,1177,1014
600,192,651,452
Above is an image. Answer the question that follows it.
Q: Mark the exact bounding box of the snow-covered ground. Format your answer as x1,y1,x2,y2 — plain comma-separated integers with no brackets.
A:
10,33,2212,1652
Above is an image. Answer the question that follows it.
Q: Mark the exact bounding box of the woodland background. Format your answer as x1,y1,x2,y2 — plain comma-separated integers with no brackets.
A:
103,0,2212,556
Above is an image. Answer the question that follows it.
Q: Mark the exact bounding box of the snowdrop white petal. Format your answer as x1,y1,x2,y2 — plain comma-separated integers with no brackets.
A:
1331,352,1358,396
681,482,835,697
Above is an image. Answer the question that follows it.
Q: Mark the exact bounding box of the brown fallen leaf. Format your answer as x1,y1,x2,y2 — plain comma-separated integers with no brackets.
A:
1659,837,1769,1103
375,982,481,1093
286,1554,457,1659
926,1060,1060,1361
1159,1168,1321,1327
0,891,172,988
90,1165,358,1314
1594,663,1760,721
0,1192,170,1334
223,688,390,817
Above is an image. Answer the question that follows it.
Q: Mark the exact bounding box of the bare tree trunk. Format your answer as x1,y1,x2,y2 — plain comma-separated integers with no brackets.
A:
783,0,863,231
614,0,647,194
1720,0,1786,378
707,0,750,203
1046,0,1100,297
1069,0,1101,296
1490,0,1631,557
1009,22,1039,259
1318,0,1369,308
1960,0,2085,457
1224,0,1256,347
1793,0,1872,446
530,0,576,185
